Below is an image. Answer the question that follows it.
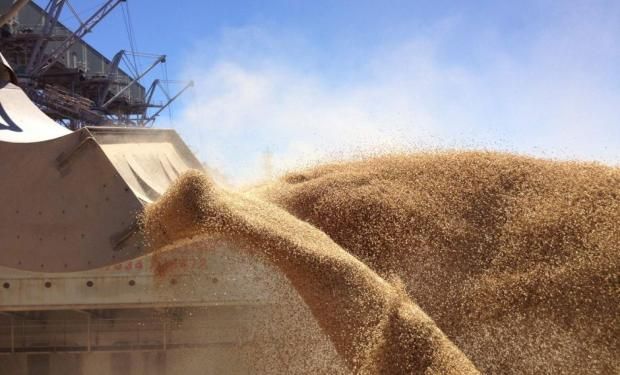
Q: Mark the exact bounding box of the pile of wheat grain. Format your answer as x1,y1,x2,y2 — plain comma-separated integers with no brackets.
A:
142,167,478,374
142,151,619,374
258,151,620,373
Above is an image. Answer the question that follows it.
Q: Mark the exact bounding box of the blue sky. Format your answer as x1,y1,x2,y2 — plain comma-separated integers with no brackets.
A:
37,0,620,184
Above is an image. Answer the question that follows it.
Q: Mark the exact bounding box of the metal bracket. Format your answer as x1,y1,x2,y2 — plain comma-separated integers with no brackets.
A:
56,136,95,175
110,221,139,251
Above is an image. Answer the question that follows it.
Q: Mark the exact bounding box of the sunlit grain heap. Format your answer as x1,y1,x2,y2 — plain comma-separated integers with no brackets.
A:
143,151,620,374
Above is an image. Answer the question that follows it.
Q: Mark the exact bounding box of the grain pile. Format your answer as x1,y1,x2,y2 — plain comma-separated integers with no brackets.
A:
142,151,619,374
142,170,478,374
259,151,620,373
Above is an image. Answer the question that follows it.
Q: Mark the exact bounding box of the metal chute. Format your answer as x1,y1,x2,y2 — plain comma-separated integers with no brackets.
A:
0,57,203,272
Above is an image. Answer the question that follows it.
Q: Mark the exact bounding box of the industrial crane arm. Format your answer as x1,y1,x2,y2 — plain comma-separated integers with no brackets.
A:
144,80,194,125
0,0,30,28
29,0,125,77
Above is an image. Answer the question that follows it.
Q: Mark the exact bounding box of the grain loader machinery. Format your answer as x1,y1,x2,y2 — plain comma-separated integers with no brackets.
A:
0,54,277,374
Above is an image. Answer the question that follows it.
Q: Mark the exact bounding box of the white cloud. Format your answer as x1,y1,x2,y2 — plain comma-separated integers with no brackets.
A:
173,7,620,185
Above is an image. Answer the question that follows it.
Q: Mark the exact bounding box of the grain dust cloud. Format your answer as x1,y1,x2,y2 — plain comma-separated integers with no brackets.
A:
141,151,619,374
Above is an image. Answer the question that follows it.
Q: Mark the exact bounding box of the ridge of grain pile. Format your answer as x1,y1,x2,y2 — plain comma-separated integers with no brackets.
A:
142,169,479,374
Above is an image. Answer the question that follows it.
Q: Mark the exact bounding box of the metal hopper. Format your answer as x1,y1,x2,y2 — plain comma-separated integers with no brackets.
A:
0,59,203,273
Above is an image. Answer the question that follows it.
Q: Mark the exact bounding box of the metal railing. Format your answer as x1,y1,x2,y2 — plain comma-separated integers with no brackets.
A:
7,24,72,37
0,317,250,354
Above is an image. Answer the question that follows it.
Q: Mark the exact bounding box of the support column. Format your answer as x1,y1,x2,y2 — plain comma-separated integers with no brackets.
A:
162,320,167,351
87,314,91,352
10,316,15,353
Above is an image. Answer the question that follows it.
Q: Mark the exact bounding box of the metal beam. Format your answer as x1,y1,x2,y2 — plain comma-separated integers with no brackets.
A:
97,49,125,106
143,79,160,109
0,311,38,320
29,0,125,77
26,0,65,75
0,0,31,28
101,54,165,109
136,79,162,122
144,80,194,124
